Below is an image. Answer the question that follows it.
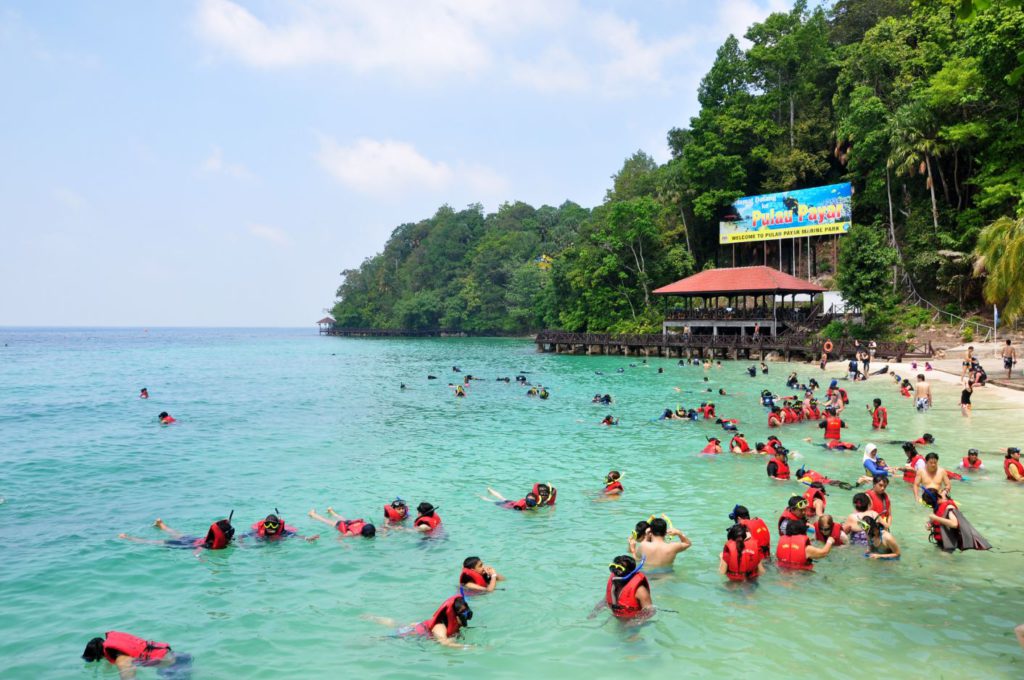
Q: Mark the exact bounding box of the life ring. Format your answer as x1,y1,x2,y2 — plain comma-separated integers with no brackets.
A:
823,340,834,353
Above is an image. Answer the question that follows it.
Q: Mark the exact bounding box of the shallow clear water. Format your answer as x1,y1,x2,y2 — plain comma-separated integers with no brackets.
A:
1,329,1022,679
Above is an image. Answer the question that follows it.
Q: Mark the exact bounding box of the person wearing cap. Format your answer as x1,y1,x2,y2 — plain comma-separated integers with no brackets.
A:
958,449,985,471
1005,447,1024,482
913,453,952,502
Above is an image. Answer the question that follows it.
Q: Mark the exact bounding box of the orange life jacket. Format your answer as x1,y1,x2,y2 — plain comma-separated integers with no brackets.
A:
776,534,813,570
722,539,761,581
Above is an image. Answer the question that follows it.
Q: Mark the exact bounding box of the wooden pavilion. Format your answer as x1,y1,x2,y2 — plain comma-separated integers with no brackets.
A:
316,316,335,334
653,266,826,337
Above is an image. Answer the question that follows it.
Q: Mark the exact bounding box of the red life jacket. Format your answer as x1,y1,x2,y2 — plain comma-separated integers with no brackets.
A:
730,435,750,453
605,572,649,618
1005,458,1024,480
414,513,442,531
701,442,721,454
799,469,827,484
814,520,843,545
768,457,790,480
768,412,783,427
336,519,366,536
903,455,923,483
383,505,408,522
101,631,170,664
872,407,888,428
824,416,842,440
201,520,232,549
777,508,800,534
913,436,930,445
827,440,856,450
460,568,491,589
776,534,813,570
739,517,771,557
765,439,784,454
867,490,891,519
900,386,911,398
722,539,761,581
506,499,529,510
838,388,849,404
785,407,802,423
604,480,624,494
702,405,715,419
930,500,958,543
532,484,556,506
803,487,827,514
160,416,176,424
807,405,821,420
252,520,297,538
960,457,982,470
418,596,464,638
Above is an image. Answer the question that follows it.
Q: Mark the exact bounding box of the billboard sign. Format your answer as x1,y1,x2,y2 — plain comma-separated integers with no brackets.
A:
719,182,852,244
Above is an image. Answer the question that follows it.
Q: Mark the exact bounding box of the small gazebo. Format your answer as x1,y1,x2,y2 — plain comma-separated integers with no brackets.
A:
653,266,826,337
316,316,335,334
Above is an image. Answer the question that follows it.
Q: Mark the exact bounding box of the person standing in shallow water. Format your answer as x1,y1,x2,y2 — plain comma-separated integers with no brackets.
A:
1003,339,1018,379
629,517,691,570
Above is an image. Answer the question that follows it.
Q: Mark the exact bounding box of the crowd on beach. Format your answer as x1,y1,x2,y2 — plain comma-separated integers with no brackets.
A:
85,345,1024,676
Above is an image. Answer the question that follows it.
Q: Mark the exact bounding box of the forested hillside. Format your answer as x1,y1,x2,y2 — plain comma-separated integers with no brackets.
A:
331,0,1024,335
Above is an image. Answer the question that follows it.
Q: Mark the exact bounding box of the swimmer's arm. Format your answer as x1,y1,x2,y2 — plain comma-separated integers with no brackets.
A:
717,556,727,575
586,600,609,619
430,624,469,649
929,512,959,529
806,537,835,559
461,581,489,592
669,529,692,552
940,471,952,494
636,586,653,611
628,535,639,560
912,472,922,501
113,654,137,679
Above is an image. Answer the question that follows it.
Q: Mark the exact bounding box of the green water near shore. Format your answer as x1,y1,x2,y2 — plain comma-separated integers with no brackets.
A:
1,329,1022,679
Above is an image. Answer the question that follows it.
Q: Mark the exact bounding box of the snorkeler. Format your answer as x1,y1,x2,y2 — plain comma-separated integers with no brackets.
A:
701,437,723,454
777,496,808,536
480,488,539,511
842,494,879,544
383,498,409,523
729,505,771,559
413,502,442,532
308,508,377,538
531,482,557,506
801,482,828,523
730,433,751,453
119,515,235,551
139,388,148,399
629,516,691,569
371,596,474,648
766,447,791,480
602,555,653,619
601,415,619,426
460,556,505,593
958,449,985,471
249,511,318,542
813,514,847,547
82,631,192,679
776,520,834,570
603,471,624,495
719,523,765,581
158,411,175,425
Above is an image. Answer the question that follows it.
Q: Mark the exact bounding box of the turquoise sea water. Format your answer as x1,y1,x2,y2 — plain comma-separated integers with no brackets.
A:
1,328,1022,679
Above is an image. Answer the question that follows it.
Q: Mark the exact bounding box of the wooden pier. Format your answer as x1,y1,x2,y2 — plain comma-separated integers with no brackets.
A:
533,330,932,362
320,327,456,337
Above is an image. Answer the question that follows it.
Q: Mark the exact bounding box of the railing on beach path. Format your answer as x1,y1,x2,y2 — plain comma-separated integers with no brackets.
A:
533,330,932,361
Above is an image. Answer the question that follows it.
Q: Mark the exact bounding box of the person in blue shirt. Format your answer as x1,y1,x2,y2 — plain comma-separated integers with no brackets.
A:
858,444,894,484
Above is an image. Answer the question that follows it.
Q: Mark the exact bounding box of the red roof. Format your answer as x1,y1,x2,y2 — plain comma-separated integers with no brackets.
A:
316,317,335,324
653,266,826,296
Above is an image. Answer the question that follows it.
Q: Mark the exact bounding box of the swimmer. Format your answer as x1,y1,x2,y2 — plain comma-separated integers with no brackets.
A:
813,514,847,546
913,452,952,502
819,407,846,441
413,502,442,532
308,508,378,538
960,380,973,416
718,388,727,395
1003,447,1023,482
730,432,751,453
248,511,319,542
454,385,467,398
766,447,791,480
715,417,739,432
629,516,691,569
119,515,235,551
761,362,768,374
157,411,175,425
82,631,192,678
777,496,808,536
139,387,148,399
701,437,723,454
719,523,766,581
868,398,887,429
729,505,771,559
480,488,539,511
370,596,474,648
862,515,900,559
842,494,879,544
747,365,757,377
601,415,619,426
597,555,653,620
776,520,834,570
958,449,985,471
383,498,409,523
865,474,893,528
802,482,828,523
460,556,505,593
802,437,858,451
603,471,624,495
915,374,932,411
400,383,406,390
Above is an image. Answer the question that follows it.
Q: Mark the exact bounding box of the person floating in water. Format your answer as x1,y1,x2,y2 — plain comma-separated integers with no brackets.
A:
599,554,653,620
119,515,235,551
603,471,624,495
413,502,442,532
308,508,377,538
531,482,556,506
82,631,192,679
628,516,691,570
383,498,409,524
459,556,504,593
158,411,175,425
701,437,723,454
719,522,765,582
139,387,148,399
601,415,619,426
454,385,467,398
370,595,474,648
249,511,319,542
480,488,538,511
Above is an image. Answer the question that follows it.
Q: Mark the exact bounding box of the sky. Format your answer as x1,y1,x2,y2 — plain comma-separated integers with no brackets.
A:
0,0,791,327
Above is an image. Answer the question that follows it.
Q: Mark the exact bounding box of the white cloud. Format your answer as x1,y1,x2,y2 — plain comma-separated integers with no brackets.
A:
200,146,252,179
316,136,507,199
508,46,590,93
717,0,791,46
248,223,291,246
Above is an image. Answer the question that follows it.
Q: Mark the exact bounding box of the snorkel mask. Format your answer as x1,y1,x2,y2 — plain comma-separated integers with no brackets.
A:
262,508,283,535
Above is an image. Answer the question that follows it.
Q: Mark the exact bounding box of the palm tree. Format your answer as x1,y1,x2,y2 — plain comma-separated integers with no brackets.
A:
975,215,1024,323
887,103,942,233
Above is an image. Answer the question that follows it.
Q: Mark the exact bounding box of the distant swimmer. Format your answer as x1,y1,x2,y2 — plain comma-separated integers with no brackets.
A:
776,520,835,570
715,417,738,431
603,471,624,495
413,502,442,533
600,555,653,620
803,437,858,451
308,508,377,538
383,498,409,523
629,516,691,570
592,394,613,405
158,411,175,425
747,365,757,377
139,388,148,399
454,385,467,398
371,595,474,648
481,488,538,511
601,415,619,426
1005,447,1024,482
452,366,461,372
400,383,406,390
760,362,768,374
720,523,765,582
460,556,505,593
119,514,235,551
249,511,319,542
538,388,550,399
427,375,437,379
82,631,192,679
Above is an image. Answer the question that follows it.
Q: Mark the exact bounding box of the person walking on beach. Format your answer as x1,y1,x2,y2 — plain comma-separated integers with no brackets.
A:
1002,339,1017,379
915,374,932,411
